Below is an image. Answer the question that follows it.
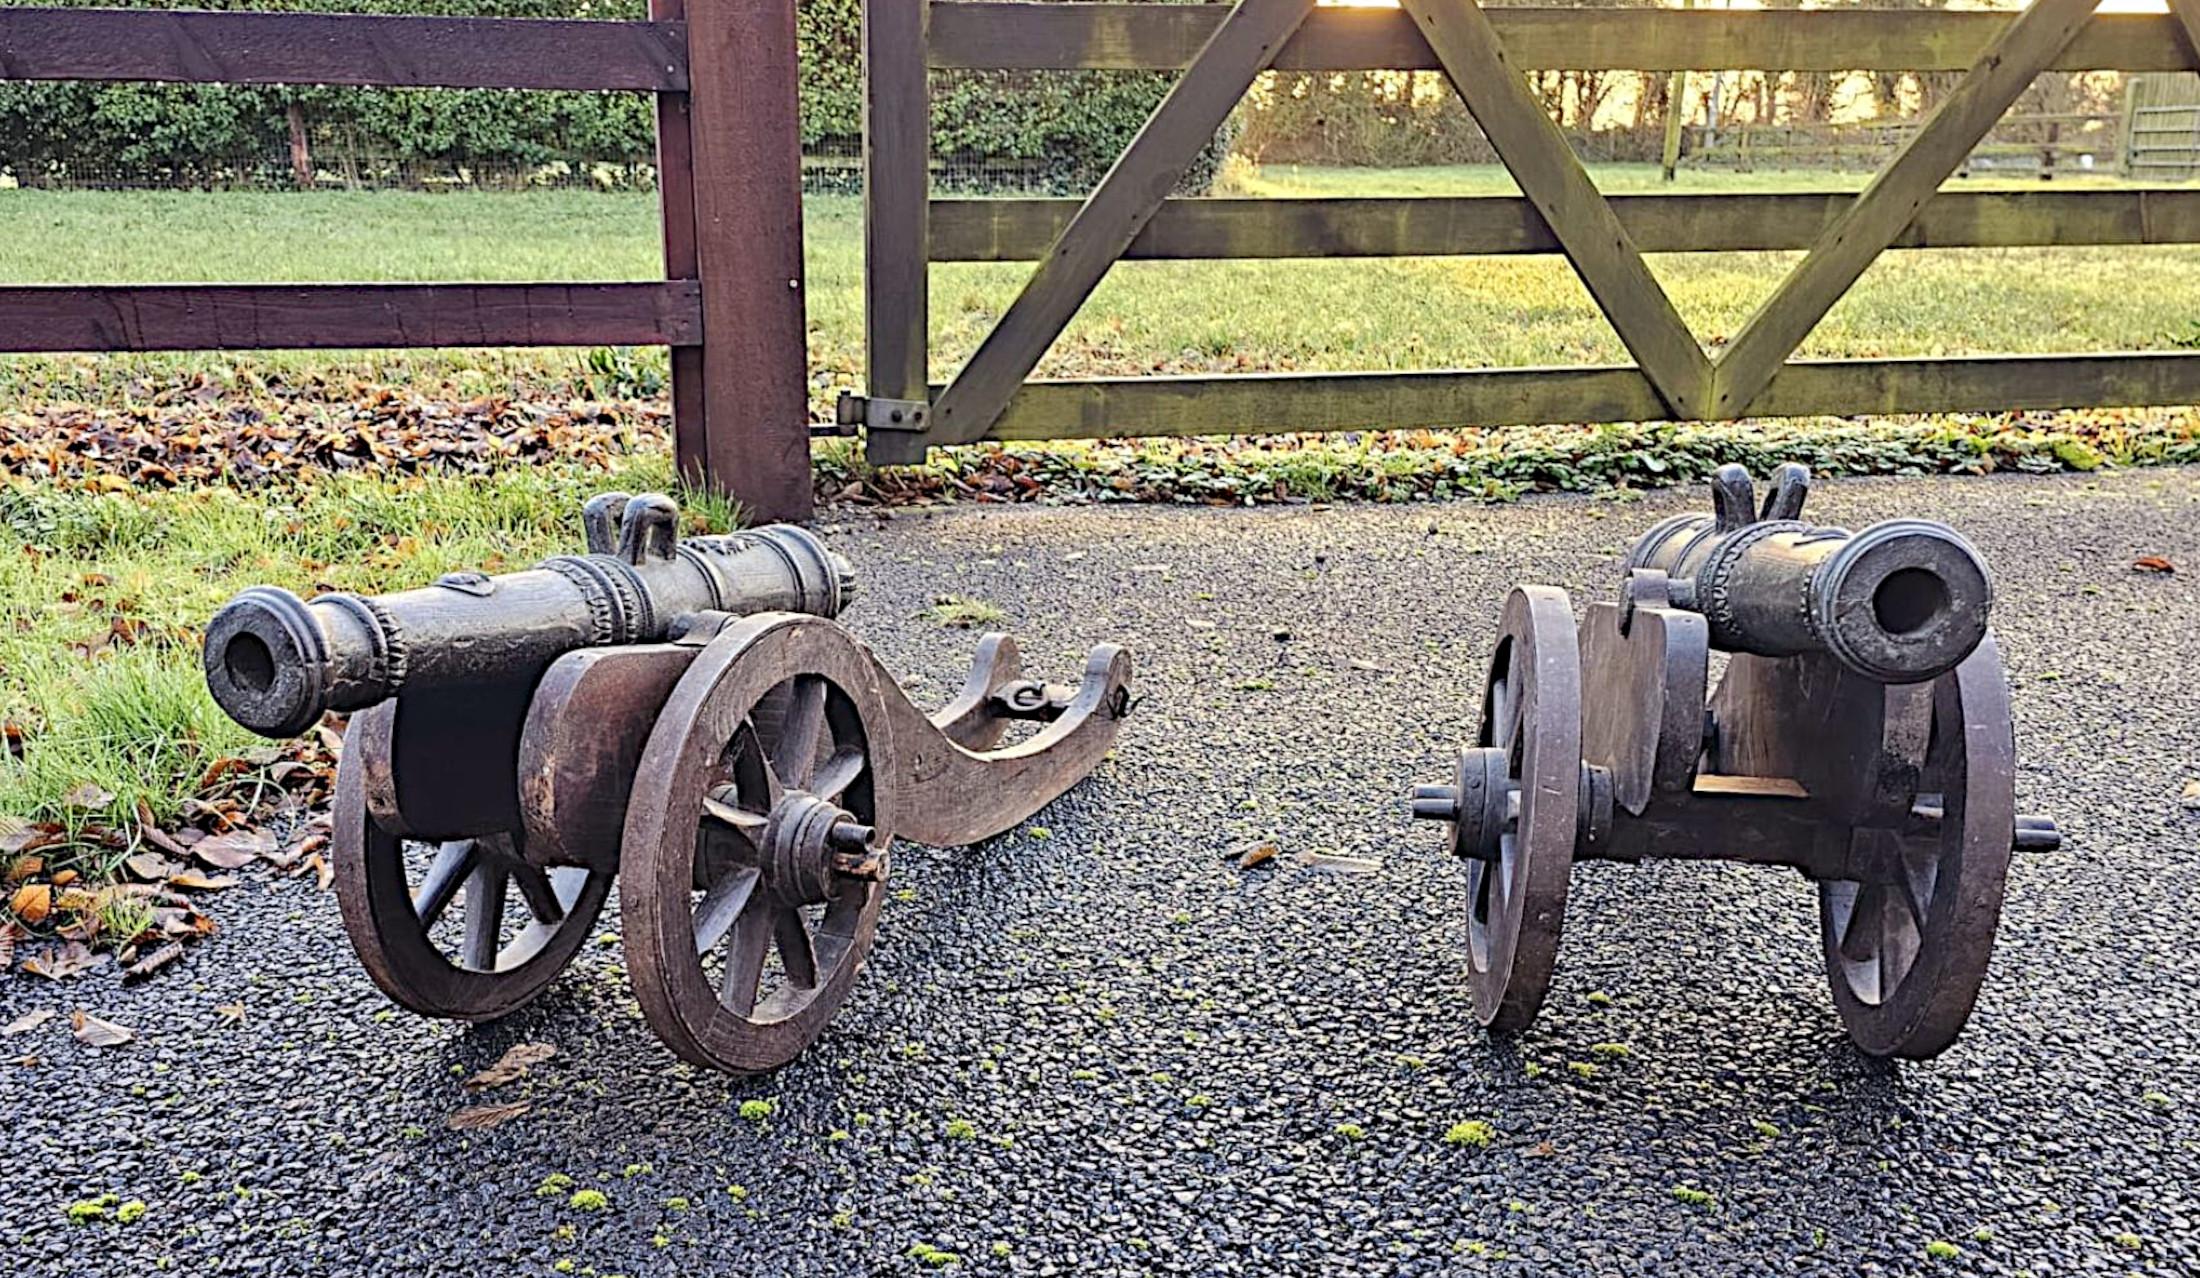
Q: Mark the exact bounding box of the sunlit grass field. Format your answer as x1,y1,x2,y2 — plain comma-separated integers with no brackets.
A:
4,163,2199,409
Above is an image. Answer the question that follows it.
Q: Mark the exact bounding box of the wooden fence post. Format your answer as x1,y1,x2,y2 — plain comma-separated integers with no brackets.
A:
683,0,814,522
651,0,708,490
861,0,934,467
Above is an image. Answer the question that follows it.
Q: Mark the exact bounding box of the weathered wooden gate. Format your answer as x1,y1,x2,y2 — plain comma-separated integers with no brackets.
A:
0,2,815,522
852,0,2200,466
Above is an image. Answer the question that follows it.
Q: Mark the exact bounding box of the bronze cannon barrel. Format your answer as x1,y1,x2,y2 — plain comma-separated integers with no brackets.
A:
203,492,854,738
1625,464,1992,684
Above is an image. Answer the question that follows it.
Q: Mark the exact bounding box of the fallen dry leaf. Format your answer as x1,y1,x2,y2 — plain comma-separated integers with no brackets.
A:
22,941,103,981
122,942,186,984
9,882,51,925
165,871,238,893
123,853,186,882
1233,841,1279,871
69,1010,133,1048
190,828,274,870
2134,555,2177,573
465,1042,558,1091
2,1008,54,1036
136,815,192,861
61,782,115,810
1290,850,1383,875
215,1002,245,1025
448,1101,532,1131
311,853,333,892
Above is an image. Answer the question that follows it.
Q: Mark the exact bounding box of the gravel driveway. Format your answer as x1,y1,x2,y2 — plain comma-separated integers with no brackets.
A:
5,467,2197,1277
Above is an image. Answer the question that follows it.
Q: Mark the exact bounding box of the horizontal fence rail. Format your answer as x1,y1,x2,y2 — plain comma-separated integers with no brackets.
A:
929,5,2195,74
0,283,705,354
861,0,2200,461
0,8,687,90
2,2,814,520
978,354,2200,442
929,190,2200,262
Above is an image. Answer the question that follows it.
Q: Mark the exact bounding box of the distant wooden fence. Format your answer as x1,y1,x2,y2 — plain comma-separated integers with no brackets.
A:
2126,73,2200,180
850,1,2200,464
0,4,814,521
1686,113,2122,177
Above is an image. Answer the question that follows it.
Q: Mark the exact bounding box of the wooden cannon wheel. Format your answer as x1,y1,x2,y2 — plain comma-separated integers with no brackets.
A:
621,614,898,1074
1820,636,2017,1059
332,707,616,1020
1464,586,1583,1034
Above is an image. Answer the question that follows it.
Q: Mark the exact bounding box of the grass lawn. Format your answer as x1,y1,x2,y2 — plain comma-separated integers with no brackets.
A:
0,455,719,869
5,163,2200,413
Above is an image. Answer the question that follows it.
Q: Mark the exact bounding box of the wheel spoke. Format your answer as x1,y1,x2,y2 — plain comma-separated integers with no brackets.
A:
509,861,567,926
412,840,477,926
809,746,867,803
774,908,819,989
771,676,829,788
1894,840,1939,931
1880,890,1922,998
461,863,509,971
693,867,761,955
720,902,772,1015
1838,882,1885,964
702,790,770,843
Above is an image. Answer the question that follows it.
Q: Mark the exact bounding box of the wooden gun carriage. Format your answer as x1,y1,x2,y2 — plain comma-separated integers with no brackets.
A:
202,492,1131,1073
1413,465,2058,1058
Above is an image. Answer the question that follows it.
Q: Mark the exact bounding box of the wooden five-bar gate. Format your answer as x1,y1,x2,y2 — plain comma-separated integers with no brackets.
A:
0,2,817,521
851,0,2200,466
13,3,2200,504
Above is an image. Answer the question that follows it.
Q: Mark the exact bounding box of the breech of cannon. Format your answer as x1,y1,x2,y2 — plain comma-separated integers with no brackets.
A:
203,493,854,737
1627,484,1992,684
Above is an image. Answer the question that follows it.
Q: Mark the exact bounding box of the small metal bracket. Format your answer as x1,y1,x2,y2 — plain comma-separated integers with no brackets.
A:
987,679,1076,722
837,394,932,433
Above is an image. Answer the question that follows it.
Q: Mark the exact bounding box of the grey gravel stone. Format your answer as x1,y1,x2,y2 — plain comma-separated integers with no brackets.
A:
2,468,2197,1277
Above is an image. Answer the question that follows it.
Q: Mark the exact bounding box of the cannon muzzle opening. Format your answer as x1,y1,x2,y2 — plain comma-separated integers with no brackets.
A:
1810,519,1991,684
203,585,345,738
1627,466,1994,685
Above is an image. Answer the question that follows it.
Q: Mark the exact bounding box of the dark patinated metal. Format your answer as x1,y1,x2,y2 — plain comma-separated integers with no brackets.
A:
202,492,1134,1074
1624,463,1993,683
1414,465,2057,1059
203,492,853,738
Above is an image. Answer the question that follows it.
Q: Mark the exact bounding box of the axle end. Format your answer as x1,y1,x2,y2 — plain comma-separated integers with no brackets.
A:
2014,813,2061,854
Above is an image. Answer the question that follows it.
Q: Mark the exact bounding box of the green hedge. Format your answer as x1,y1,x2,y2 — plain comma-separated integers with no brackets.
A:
0,0,1204,191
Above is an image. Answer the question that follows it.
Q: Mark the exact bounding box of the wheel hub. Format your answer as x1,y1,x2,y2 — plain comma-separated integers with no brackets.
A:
1411,746,1516,863
758,790,881,906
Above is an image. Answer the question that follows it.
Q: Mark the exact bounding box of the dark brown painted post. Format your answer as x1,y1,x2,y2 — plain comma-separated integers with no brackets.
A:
862,0,933,467
650,0,708,486
683,0,814,521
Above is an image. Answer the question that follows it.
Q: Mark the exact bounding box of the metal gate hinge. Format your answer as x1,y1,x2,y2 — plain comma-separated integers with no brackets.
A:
835,393,932,433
